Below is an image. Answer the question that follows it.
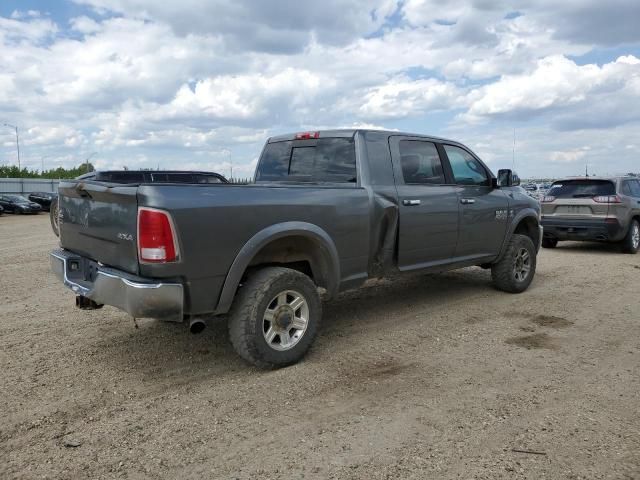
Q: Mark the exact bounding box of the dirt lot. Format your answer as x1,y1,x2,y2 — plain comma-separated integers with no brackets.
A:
1,214,639,479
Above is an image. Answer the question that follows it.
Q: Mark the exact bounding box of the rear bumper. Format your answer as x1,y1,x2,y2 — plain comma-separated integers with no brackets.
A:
50,249,184,322
541,217,625,242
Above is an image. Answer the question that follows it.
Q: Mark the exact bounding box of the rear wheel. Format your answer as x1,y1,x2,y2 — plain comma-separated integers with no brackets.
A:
491,234,537,293
542,237,558,249
621,219,640,254
228,267,321,369
49,197,59,237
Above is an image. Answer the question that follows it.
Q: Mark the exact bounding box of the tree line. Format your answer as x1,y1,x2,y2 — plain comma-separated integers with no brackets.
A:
0,163,94,179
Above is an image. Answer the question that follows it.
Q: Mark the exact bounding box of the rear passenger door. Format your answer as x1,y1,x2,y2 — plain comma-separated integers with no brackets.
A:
441,144,509,259
389,136,459,270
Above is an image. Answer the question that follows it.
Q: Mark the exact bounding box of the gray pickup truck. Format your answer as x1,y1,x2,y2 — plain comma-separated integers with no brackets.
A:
51,129,542,368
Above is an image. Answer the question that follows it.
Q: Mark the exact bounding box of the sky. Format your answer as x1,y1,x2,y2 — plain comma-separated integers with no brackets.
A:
1,0,639,179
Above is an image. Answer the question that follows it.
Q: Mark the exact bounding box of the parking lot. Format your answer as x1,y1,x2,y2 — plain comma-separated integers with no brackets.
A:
1,213,639,479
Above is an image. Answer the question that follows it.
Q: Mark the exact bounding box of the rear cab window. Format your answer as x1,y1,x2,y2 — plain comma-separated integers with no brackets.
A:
256,137,357,184
398,140,445,185
548,180,616,198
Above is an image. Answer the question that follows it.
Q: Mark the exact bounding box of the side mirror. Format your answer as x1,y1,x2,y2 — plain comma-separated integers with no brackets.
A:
497,169,520,187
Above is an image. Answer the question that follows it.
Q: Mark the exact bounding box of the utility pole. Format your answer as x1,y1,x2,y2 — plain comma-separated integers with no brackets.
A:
41,154,51,174
3,123,20,171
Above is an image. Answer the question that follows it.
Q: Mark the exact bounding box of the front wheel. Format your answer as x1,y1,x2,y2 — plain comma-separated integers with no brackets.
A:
491,234,537,293
621,219,640,254
228,267,321,369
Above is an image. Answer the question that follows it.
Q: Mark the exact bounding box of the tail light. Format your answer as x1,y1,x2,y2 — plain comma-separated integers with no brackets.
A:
294,131,320,140
593,195,621,203
137,207,179,263
542,195,556,203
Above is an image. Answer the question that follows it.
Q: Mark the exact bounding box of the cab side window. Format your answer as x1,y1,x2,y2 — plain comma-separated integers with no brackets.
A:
629,179,640,197
443,145,489,186
399,140,445,185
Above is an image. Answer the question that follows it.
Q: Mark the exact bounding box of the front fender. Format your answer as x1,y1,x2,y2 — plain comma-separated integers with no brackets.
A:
214,221,340,314
496,208,541,261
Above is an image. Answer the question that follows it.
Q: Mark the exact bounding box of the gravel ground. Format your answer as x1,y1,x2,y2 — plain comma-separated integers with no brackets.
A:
1,214,639,479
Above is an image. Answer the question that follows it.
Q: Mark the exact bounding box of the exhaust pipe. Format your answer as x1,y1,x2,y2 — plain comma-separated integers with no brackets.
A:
76,295,104,310
189,317,206,334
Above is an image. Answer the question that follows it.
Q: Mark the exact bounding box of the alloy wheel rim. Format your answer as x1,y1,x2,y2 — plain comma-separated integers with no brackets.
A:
513,247,531,282
262,290,309,351
633,224,640,249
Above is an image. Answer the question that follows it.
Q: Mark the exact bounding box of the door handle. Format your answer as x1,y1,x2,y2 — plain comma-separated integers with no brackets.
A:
460,198,476,205
403,199,421,206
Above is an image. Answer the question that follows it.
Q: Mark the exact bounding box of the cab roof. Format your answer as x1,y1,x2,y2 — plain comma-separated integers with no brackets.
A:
267,129,459,145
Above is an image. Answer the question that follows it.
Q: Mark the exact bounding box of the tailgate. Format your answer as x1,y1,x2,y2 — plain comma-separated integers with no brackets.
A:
58,181,139,274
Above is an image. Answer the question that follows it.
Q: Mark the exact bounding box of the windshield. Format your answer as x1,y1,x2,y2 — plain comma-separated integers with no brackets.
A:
5,195,30,202
548,180,615,198
256,137,357,183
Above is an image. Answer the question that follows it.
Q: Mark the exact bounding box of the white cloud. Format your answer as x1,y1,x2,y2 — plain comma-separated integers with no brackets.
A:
73,0,399,51
549,148,590,163
166,69,325,120
25,125,86,147
464,55,640,125
358,77,463,118
0,14,57,43
69,16,101,34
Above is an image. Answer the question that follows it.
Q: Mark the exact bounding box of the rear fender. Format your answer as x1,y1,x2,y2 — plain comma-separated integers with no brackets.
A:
215,222,340,314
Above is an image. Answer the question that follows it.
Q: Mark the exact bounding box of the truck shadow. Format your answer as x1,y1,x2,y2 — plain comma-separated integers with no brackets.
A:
91,267,494,382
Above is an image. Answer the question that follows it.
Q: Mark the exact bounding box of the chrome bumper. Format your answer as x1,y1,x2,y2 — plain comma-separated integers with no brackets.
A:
50,249,184,322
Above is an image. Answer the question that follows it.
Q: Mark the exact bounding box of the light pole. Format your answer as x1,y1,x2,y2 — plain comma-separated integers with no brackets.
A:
85,152,97,174
3,123,20,171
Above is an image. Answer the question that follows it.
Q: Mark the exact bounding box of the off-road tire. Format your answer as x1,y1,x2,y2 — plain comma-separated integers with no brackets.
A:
49,197,59,237
621,219,640,254
491,234,537,293
542,237,558,249
228,267,321,369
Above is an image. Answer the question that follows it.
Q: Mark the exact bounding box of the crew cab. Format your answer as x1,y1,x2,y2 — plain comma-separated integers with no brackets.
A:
51,130,542,368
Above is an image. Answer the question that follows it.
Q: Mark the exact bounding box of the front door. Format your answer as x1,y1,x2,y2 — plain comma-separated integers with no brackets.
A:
441,144,509,259
390,137,459,270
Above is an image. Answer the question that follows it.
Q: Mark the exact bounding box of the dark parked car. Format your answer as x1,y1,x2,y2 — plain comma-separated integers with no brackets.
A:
49,170,229,236
0,195,42,214
28,192,57,211
51,130,542,368
76,170,228,184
